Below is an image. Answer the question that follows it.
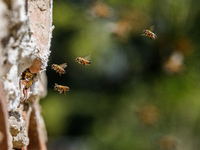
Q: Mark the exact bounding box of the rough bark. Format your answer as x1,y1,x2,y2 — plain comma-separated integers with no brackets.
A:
0,0,53,149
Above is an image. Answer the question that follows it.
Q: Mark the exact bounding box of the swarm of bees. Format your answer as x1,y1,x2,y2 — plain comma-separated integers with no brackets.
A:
51,55,91,94
47,10,157,94
50,25,157,94
23,23,157,95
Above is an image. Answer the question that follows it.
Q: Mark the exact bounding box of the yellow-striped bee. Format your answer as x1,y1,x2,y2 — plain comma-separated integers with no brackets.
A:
75,55,91,66
141,26,157,40
51,63,67,76
21,68,37,89
54,83,70,94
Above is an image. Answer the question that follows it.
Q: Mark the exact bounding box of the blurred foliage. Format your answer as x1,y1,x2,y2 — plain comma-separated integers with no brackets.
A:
41,0,200,149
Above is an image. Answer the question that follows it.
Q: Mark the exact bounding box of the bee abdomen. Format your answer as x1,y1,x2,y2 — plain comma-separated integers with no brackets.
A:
62,70,66,74
153,34,157,39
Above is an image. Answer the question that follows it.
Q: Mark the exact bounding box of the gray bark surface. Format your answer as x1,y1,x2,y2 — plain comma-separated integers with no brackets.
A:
0,0,53,149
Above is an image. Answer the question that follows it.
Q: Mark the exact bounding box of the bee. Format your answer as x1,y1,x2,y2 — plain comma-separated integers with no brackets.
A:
164,51,184,74
112,19,132,41
25,80,33,89
54,83,70,94
137,103,160,126
75,55,91,66
51,63,67,76
90,1,111,18
158,135,177,150
141,26,157,40
21,68,37,89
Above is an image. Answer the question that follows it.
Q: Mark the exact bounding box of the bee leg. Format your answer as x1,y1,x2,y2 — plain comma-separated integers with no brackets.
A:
61,88,65,94
25,85,29,90
83,61,86,66
80,60,84,66
56,69,60,74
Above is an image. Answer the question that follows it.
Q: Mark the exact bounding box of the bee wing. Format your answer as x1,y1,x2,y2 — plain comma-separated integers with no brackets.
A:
83,54,91,61
66,86,70,91
141,33,146,36
150,25,155,31
59,63,67,69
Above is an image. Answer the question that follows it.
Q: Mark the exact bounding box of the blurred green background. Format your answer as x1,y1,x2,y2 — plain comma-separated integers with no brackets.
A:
41,0,200,149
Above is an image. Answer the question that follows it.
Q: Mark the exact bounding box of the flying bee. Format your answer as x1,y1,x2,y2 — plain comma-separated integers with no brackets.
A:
54,83,70,94
75,55,91,66
51,63,67,76
141,26,157,40
90,1,111,18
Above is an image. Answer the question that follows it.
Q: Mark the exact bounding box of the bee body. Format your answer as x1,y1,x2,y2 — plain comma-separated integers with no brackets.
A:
75,55,91,66
142,26,157,40
51,63,67,76
21,69,37,89
54,83,70,94
25,80,33,89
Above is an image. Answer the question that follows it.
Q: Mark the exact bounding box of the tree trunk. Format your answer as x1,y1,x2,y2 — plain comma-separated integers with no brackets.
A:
0,0,53,149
